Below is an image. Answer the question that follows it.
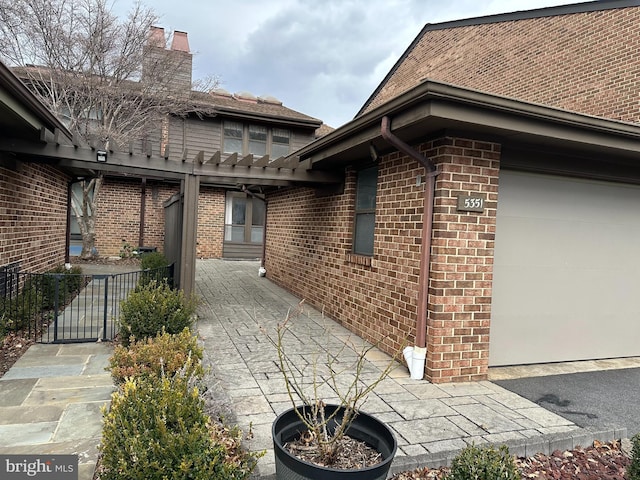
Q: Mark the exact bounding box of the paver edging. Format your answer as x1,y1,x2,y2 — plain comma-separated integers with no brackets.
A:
384,426,629,475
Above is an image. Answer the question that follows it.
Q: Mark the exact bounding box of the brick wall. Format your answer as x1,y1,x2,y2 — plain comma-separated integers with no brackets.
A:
426,138,499,383
94,178,179,257
197,186,225,259
265,136,500,383
364,6,640,125
0,160,69,272
93,178,225,259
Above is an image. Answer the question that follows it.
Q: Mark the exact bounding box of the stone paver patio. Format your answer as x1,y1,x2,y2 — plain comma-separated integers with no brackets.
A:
195,259,624,478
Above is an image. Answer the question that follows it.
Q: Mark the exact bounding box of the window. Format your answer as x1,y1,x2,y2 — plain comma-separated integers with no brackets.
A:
70,181,95,236
223,121,243,153
353,166,377,256
222,121,290,157
248,125,267,155
224,192,265,244
271,128,290,158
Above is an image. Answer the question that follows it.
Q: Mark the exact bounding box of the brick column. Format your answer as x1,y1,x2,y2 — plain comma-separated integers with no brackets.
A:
424,137,500,383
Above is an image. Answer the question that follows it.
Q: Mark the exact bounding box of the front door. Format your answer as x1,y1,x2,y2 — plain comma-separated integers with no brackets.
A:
222,192,265,259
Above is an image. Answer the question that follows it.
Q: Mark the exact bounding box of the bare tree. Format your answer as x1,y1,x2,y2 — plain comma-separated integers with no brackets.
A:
0,0,218,259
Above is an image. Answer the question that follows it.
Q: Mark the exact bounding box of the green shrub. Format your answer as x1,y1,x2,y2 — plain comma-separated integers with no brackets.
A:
118,280,198,346
140,252,170,286
109,328,205,385
628,433,640,480
0,279,43,332
100,376,258,480
140,251,168,270
0,265,83,336
0,313,6,343
41,266,85,309
448,444,520,480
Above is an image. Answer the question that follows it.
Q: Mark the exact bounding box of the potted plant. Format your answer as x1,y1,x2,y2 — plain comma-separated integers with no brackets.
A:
265,301,399,480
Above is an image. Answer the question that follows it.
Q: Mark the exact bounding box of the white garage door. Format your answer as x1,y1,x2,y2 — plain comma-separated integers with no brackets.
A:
490,170,640,366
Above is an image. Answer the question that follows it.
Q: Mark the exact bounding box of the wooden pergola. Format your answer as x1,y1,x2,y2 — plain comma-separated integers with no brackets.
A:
0,126,341,296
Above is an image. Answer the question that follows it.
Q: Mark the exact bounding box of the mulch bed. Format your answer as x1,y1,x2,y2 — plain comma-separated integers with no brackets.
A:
391,440,631,480
281,430,632,478
0,333,34,378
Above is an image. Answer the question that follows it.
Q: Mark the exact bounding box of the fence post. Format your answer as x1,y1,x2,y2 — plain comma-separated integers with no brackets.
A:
103,276,109,342
53,275,60,343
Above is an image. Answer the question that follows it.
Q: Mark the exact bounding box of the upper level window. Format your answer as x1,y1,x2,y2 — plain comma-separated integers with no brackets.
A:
271,128,290,158
353,166,377,256
223,121,243,153
223,121,290,157
248,125,267,156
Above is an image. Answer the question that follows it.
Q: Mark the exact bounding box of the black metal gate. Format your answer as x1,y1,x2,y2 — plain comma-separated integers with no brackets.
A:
0,265,173,343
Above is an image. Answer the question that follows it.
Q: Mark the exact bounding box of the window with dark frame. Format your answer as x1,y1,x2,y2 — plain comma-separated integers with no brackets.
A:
353,166,377,256
222,121,290,157
248,124,267,155
223,120,243,153
271,128,290,158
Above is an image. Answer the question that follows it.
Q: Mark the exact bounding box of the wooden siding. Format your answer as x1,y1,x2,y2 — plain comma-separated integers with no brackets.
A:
222,241,262,259
184,117,217,159
167,117,185,161
164,115,315,162
291,130,315,152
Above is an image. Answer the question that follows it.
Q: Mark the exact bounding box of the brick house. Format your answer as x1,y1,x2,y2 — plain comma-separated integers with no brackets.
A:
76,28,325,260
0,61,73,274
262,0,640,383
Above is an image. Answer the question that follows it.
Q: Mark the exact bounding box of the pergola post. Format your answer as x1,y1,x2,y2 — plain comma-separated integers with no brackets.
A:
180,173,199,297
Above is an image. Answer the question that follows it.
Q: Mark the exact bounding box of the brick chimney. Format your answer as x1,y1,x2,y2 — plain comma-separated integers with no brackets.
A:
171,31,190,53
148,26,165,48
142,26,192,95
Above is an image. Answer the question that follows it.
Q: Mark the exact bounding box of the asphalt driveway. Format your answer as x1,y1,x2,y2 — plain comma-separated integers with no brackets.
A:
495,367,640,439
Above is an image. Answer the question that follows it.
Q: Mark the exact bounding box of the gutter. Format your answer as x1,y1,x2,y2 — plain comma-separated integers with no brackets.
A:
380,115,438,380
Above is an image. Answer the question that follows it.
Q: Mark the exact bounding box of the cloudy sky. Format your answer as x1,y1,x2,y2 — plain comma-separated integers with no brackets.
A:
113,0,585,128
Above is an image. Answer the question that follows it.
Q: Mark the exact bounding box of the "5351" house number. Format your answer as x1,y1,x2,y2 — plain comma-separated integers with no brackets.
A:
457,195,485,213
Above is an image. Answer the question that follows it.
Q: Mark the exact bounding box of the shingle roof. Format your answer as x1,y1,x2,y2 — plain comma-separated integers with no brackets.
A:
191,90,322,127
355,0,640,118
12,65,323,129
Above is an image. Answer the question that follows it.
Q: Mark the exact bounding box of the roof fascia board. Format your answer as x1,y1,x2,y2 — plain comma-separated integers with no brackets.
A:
214,108,322,129
0,88,45,131
426,81,640,137
0,62,72,141
356,0,640,117
299,80,640,164
430,100,640,156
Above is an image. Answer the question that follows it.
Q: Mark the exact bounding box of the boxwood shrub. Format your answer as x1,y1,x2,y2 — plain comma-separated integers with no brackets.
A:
100,376,258,480
118,280,198,346
448,443,520,480
140,252,170,286
108,328,205,385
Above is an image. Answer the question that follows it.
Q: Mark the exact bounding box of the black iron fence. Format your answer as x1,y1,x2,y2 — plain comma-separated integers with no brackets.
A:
0,264,174,343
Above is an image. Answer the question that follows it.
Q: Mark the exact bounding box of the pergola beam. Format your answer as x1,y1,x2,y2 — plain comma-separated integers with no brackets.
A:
0,136,343,185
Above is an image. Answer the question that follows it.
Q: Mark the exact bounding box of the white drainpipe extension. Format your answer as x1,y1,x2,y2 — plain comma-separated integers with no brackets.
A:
403,346,427,380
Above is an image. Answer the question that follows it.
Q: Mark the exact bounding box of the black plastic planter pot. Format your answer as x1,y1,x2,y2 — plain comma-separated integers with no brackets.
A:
272,404,397,480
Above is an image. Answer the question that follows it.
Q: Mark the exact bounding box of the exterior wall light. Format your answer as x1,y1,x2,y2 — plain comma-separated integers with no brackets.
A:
96,150,108,162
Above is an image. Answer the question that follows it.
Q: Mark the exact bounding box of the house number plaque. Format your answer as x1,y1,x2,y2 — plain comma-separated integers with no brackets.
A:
457,195,485,213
